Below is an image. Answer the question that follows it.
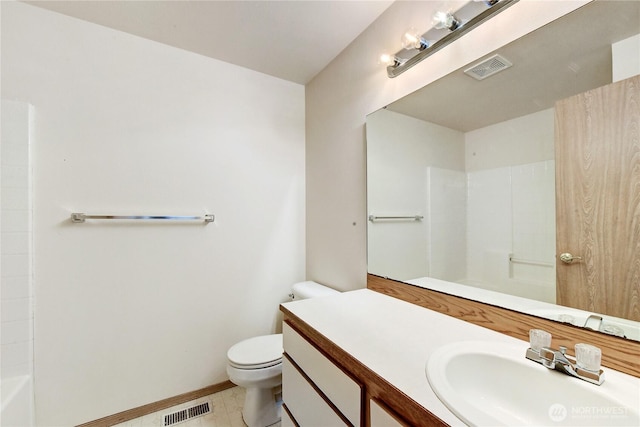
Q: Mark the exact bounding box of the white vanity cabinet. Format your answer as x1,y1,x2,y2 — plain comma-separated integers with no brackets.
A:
369,399,408,427
281,405,296,427
281,291,453,427
282,322,362,426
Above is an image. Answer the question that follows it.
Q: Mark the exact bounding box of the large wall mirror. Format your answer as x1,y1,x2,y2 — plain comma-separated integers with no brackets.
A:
366,1,640,341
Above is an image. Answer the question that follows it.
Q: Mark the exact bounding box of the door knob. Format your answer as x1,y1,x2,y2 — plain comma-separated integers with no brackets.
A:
559,253,582,264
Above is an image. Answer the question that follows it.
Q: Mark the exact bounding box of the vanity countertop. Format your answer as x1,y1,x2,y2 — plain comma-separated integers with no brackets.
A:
281,288,531,425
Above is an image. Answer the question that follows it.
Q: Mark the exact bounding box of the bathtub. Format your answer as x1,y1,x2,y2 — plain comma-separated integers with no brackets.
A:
1,375,34,427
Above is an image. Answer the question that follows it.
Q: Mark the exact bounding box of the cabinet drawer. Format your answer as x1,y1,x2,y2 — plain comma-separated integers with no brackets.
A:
282,357,349,426
281,404,296,427
283,322,362,426
370,398,409,427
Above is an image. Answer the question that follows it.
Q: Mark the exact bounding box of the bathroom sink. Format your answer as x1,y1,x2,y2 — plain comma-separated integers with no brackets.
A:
426,341,640,426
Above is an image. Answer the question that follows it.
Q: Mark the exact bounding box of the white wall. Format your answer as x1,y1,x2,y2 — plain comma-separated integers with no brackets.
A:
1,2,305,426
465,108,555,171
366,109,463,280
613,34,640,82
306,0,588,290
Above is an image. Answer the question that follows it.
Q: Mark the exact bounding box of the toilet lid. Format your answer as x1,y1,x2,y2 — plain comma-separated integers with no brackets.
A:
227,333,283,369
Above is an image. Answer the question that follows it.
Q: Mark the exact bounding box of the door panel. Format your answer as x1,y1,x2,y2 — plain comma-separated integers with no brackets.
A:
555,75,640,321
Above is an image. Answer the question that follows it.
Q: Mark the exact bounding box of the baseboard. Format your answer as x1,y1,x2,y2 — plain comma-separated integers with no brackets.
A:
77,380,236,427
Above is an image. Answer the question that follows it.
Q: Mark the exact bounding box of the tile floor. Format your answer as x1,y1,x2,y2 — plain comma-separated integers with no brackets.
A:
112,386,282,427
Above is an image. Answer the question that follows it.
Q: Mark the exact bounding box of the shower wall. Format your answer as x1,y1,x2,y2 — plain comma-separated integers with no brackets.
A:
465,160,556,301
464,108,556,302
426,167,466,282
1,100,34,380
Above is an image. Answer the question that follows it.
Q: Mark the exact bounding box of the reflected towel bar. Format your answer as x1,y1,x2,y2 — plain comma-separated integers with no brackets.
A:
71,213,215,223
368,215,424,222
509,255,554,268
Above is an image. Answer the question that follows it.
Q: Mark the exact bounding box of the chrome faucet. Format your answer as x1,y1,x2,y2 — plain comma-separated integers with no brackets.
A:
526,330,605,385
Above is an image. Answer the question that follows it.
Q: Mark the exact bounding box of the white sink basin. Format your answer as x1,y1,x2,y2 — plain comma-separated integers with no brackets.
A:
426,341,640,426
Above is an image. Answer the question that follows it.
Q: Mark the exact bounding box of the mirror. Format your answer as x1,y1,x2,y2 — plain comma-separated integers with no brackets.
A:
366,1,640,340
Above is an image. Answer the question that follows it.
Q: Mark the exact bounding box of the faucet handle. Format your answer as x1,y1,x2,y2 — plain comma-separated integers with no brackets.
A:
575,343,602,372
529,329,552,351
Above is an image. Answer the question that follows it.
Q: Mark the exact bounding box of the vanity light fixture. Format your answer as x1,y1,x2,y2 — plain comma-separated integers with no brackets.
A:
385,0,518,78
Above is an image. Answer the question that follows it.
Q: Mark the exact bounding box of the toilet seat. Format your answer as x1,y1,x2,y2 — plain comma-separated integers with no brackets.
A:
227,333,283,370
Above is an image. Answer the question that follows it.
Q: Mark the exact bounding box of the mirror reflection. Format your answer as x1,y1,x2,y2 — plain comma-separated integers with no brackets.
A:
366,1,640,340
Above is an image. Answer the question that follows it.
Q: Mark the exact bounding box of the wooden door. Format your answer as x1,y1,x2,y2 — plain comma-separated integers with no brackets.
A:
555,75,639,321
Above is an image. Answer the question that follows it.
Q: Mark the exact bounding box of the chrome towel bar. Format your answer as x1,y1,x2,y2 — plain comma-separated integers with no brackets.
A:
368,215,424,222
509,255,554,268
71,213,214,223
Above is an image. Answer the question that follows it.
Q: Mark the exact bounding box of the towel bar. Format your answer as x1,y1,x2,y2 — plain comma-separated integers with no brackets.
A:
509,255,553,268
70,213,214,223
368,215,424,222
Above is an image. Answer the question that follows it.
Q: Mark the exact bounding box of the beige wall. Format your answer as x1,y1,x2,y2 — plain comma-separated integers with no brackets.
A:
305,0,589,291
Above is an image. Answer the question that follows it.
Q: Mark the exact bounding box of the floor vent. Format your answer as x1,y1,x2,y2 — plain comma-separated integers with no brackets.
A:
163,402,211,426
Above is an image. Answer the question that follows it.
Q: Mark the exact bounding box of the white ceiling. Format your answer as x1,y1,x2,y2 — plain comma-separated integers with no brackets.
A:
25,0,394,85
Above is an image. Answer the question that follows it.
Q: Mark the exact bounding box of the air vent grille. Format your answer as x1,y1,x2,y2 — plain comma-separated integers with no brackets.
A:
464,54,513,80
163,402,211,426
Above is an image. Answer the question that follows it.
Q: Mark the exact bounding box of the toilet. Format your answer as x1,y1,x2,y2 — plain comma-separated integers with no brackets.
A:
226,281,339,427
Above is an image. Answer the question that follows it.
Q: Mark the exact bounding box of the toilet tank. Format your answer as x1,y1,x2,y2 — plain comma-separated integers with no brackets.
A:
291,281,339,300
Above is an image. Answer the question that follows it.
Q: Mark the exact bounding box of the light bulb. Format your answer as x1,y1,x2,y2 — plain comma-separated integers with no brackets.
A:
432,10,461,31
378,51,406,67
379,52,394,66
401,27,429,50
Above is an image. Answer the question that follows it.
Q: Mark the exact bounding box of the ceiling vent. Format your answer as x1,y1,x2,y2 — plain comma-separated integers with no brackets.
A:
163,402,211,426
464,54,513,80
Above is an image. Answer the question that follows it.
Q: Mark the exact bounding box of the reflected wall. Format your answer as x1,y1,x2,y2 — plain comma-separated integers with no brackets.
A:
367,107,556,302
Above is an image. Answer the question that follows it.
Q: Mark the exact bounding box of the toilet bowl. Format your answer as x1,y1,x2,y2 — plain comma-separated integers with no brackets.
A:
226,281,339,427
227,334,283,427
